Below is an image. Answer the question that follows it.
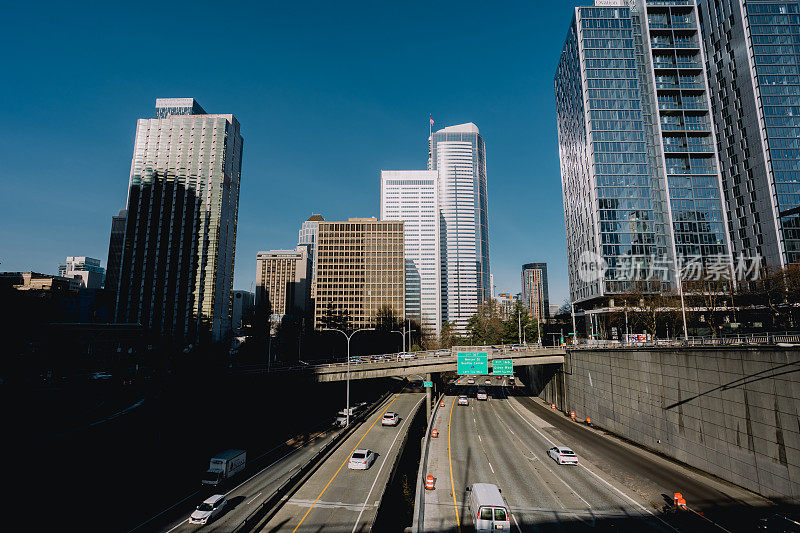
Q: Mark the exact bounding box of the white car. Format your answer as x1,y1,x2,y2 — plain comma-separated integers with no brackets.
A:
458,395,469,406
382,411,399,426
348,449,376,470
548,446,579,465
467,378,475,385
396,352,415,360
188,494,227,524
477,389,488,401
485,379,492,385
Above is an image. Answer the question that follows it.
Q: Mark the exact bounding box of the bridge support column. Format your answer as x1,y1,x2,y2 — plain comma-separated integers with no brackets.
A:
426,372,432,425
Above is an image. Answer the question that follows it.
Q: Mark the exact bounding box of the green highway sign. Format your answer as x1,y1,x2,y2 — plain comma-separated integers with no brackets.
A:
492,359,514,375
423,381,433,388
457,352,488,375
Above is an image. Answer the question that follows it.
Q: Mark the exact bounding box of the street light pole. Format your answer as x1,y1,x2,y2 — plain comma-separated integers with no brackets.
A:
391,330,404,353
323,328,375,427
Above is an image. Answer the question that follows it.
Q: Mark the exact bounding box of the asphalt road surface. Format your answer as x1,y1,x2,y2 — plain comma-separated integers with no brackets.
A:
258,391,425,532
420,375,771,532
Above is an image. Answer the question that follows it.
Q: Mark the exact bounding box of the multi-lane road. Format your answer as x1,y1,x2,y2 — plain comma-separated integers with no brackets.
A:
420,376,771,532
259,391,424,532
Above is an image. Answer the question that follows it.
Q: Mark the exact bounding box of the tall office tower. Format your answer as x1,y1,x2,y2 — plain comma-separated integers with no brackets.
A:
314,218,405,330
105,209,127,301
298,214,324,298
115,98,243,343
556,0,730,309
697,0,800,266
255,247,311,318
521,263,550,322
58,257,105,289
380,170,442,339
428,123,490,335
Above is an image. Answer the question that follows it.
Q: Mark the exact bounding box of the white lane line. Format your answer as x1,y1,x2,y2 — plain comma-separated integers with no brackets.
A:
225,446,302,497
505,393,680,532
488,462,495,474
351,396,425,533
478,435,482,442
512,512,523,533
247,492,263,505
164,519,186,533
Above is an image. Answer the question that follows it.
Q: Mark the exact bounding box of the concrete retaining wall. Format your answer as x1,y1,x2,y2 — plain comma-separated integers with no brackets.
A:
527,347,800,502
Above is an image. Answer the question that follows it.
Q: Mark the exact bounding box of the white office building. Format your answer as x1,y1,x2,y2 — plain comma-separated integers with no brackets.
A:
380,170,442,339
428,122,491,336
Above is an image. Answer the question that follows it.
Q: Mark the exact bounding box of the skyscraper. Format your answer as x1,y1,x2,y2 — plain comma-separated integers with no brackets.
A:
115,98,243,343
556,0,730,308
298,214,324,298
428,123,490,335
697,0,800,267
522,263,550,323
314,218,405,330
105,209,127,303
380,170,442,339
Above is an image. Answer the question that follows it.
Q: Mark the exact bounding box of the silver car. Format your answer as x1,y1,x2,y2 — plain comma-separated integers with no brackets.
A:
188,494,227,524
348,449,376,470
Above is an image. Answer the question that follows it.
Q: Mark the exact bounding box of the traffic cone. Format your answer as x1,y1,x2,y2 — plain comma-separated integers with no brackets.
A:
432,428,439,438
551,403,556,409
425,475,435,490
440,400,445,407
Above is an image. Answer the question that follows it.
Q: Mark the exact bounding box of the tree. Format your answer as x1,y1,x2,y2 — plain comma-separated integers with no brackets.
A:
465,300,504,345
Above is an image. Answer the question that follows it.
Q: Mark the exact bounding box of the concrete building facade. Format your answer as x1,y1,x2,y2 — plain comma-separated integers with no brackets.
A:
380,170,442,339
115,98,243,343
58,257,105,289
314,218,405,330
298,214,324,298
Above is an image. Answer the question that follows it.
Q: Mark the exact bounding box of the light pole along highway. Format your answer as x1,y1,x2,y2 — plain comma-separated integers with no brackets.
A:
323,327,375,427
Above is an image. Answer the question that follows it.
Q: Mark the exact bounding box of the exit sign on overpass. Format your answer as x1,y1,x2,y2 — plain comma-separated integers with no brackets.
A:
457,352,488,375
492,359,513,375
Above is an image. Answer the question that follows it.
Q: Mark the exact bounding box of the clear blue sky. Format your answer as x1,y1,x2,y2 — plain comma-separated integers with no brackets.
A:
0,0,585,307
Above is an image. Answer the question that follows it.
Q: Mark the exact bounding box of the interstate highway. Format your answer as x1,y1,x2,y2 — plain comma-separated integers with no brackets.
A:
258,391,425,532
420,376,768,532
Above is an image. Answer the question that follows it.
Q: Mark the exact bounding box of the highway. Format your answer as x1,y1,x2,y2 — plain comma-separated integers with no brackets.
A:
420,375,769,532
259,391,425,532
153,425,343,533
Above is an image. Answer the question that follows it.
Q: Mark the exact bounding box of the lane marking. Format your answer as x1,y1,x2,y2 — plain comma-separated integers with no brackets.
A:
247,492,263,505
291,395,399,533
687,506,733,532
130,489,200,533
351,396,425,533
447,395,462,532
488,461,495,474
504,392,680,532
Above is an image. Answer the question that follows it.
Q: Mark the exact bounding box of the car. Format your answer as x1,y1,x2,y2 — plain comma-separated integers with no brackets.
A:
458,395,469,406
91,372,112,380
348,449,376,470
188,494,227,524
396,352,415,360
757,513,800,531
485,379,492,385
548,446,579,465
477,389,488,401
467,378,475,385
348,356,365,364
382,411,399,426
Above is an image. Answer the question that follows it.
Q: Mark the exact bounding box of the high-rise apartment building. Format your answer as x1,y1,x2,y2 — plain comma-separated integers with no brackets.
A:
696,0,800,267
255,247,311,318
298,214,324,298
380,170,442,339
556,0,730,308
58,257,105,289
428,123,490,334
314,218,404,330
522,263,550,322
115,98,243,343
105,209,127,302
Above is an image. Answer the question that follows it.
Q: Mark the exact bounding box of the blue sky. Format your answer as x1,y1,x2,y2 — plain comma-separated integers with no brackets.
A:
0,0,584,306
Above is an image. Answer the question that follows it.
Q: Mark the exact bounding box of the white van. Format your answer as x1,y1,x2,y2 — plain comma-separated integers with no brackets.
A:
466,483,511,532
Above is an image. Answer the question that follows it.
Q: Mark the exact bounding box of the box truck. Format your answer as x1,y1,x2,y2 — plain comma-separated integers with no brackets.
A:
202,449,246,486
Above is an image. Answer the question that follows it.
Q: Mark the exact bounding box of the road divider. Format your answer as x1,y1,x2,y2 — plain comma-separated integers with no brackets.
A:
411,392,444,533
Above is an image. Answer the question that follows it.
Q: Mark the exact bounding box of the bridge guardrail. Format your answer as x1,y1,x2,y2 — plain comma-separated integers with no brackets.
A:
230,391,394,533
568,331,800,350
411,391,443,533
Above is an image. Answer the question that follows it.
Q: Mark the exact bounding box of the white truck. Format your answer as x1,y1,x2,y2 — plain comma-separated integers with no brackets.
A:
202,449,246,486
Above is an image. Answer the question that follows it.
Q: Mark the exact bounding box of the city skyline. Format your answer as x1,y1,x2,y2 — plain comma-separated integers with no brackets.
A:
0,1,581,308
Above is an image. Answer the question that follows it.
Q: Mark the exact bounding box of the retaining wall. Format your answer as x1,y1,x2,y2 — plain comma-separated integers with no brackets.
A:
526,347,800,501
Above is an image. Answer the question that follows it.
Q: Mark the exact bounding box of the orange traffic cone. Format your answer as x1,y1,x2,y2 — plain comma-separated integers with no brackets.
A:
551,403,556,409
432,428,439,438
425,475,435,490
440,400,445,407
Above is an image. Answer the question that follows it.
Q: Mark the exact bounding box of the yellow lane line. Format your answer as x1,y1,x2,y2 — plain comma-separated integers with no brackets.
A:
447,397,461,532
291,395,398,533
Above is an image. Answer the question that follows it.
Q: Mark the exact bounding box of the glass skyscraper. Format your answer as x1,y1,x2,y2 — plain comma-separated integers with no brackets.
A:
298,214,324,298
697,0,800,267
428,123,491,335
556,0,730,308
115,98,243,343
